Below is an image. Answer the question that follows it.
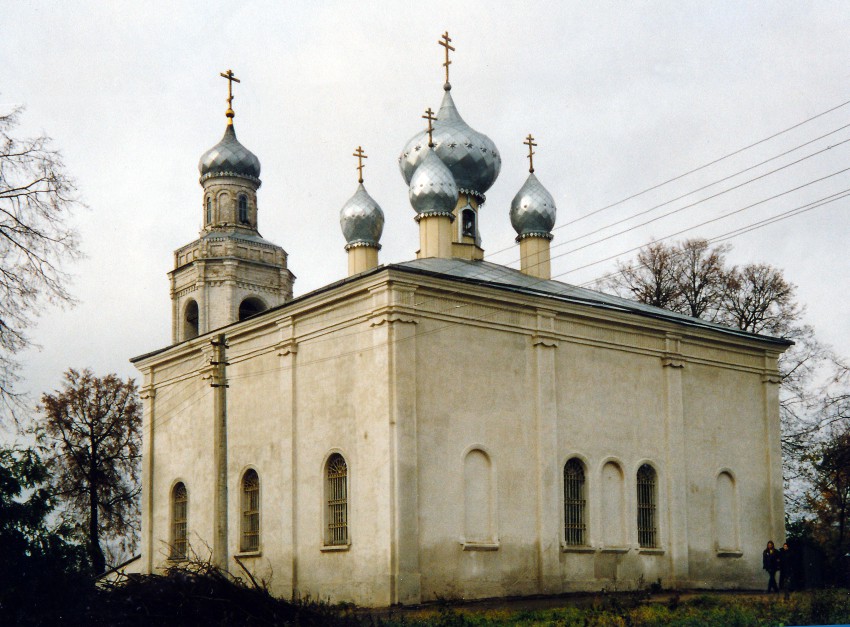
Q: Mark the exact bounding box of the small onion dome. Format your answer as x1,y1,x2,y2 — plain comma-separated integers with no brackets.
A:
340,183,385,249
399,87,500,201
510,173,557,240
198,124,261,183
409,148,459,216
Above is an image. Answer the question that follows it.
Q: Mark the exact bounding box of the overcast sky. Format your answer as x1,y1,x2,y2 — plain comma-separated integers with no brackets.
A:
3,1,849,415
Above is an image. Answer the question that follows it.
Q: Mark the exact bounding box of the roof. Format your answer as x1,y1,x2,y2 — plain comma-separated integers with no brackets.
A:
389,258,793,347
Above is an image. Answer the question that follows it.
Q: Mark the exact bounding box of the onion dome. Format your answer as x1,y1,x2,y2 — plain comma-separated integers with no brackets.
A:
510,173,557,240
399,86,501,201
340,183,385,248
198,124,261,183
409,148,459,216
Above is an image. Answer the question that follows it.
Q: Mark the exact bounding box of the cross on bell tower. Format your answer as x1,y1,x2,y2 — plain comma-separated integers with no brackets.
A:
220,69,241,123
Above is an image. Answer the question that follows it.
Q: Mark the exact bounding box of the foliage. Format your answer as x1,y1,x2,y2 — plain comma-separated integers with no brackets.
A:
36,368,141,574
0,445,90,625
0,105,82,416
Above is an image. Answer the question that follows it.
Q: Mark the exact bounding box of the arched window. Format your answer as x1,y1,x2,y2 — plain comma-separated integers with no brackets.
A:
563,458,586,546
184,299,199,340
601,461,625,546
238,194,248,223
238,297,266,321
171,482,188,560
241,469,260,552
461,207,476,238
464,449,494,543
206,197,212,224
325,454,348,546
715,471,739,550
637,464,658,548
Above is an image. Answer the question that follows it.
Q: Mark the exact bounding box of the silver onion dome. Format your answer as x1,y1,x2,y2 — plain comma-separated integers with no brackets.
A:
510,173,557,239
409,148,458,215
340,183,385,248
198,124,261,182
399,87,500,201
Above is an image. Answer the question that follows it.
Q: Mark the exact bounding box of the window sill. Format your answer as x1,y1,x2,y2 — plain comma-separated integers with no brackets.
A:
717,549,743,558
461,541,500,552
600,546,630,554
235,550,262,558
638,548,665,555
561,544,596,553
321,543,351,552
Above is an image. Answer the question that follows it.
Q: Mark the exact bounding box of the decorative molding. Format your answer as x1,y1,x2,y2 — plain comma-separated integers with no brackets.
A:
370,313,418,327
662,355,685,368
599,546,630,554
276,339,298,357
761,373,782,385
716,549,744,558
320,543,351,553
532,334,559,348
638,548,665,556
139,386,156,401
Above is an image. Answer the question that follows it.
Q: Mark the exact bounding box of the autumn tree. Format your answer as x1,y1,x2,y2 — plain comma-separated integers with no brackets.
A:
0,105,82,416
36,369,141,574
598,238,828,459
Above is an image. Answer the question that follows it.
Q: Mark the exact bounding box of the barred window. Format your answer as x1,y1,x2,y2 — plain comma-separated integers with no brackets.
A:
238,194,248,223
171,482,188,560
241,469,260,552
326,454,348,546
637,464,657,548
563,458,586,545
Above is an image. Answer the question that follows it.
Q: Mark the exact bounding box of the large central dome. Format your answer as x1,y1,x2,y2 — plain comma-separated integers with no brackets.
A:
399,86,501,201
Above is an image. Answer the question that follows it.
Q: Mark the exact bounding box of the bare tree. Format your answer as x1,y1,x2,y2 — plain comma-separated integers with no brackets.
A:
675,239,729,320
36,369,141,574
603,240,681,309
720,263,800,335
0,105,82,415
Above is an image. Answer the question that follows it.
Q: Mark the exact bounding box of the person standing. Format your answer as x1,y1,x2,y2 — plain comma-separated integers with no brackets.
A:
779,542,793,591
763,540,780,592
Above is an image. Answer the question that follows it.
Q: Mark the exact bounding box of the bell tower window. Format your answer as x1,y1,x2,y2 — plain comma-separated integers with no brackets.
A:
461,207,476,238
184,300,199,340
206,197,212,224
238,194,248,224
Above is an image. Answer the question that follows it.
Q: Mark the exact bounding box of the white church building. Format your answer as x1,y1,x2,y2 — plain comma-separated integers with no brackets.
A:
131,44,789,606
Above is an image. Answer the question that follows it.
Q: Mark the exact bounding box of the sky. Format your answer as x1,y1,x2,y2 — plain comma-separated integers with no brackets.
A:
2,1,849,420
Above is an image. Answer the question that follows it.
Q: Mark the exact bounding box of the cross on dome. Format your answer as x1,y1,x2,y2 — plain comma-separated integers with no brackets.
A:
438,31,455,88
524,134,537,173
352,146,368,183
220,69,241,123
422,107,437,147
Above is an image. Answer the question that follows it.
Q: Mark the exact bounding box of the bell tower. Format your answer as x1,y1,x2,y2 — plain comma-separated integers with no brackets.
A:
169,70,294,343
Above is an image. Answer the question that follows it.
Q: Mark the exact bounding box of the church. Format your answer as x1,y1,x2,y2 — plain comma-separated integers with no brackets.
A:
130,37,790,606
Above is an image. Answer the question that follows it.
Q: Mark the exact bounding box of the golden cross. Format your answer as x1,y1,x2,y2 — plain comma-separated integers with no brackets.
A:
524,134,537,173
352,146,367,183
220,69,241,122
438,31,455,85
422,107,438,147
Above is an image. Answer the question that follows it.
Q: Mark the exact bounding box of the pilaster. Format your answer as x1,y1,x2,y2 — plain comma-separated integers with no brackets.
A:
761,351,784,541
532,308,561,593
661,332,689,584
370,283,421,604
139,380,156,572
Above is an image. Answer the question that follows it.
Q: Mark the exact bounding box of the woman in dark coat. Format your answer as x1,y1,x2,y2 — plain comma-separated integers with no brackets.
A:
763,540,780,592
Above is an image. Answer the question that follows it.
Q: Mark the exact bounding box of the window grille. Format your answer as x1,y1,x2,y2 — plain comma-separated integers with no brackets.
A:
241,470,260,552
326,454,348,546
238,195,248,223
171,483,188,560
637,464,657,548
563,458,586,545
206,197,212,224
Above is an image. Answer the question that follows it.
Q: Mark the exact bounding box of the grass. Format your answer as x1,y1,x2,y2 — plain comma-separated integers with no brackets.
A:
371,590,850,626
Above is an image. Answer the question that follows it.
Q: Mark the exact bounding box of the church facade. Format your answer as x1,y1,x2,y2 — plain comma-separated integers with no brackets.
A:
131,49,789,606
